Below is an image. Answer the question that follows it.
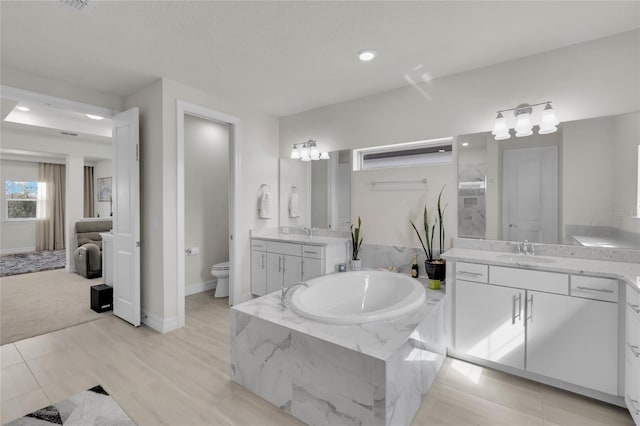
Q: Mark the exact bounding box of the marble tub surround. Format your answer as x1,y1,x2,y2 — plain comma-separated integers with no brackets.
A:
442,247,640,292
453,237,640,264
231,283,446,425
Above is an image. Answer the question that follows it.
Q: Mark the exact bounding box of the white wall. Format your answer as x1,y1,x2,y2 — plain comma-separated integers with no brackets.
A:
0,160,38,253
184,114,229,292
123,79,165,322
93,159,112,218
280,30,639,248
351,163,456,253
279,159,310,228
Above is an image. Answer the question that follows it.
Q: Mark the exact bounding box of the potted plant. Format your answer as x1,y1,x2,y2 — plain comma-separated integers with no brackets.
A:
351,216,363,269
410,186,447,286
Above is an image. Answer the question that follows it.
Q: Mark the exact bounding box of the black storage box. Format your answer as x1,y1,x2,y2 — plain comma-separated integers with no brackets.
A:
91,284,113,313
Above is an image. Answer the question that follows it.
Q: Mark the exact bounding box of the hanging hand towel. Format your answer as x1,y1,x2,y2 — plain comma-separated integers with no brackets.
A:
289,188,300,218
258,185,271,219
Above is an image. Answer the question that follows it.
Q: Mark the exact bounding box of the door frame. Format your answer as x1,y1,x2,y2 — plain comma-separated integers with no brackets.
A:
176,100,240,326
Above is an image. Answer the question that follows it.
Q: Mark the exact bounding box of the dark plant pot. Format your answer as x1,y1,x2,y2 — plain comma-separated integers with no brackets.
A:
425,259,446,282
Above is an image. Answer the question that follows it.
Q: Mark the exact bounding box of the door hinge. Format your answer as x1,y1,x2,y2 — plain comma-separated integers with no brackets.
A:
136,144,139,161
136,241,141,247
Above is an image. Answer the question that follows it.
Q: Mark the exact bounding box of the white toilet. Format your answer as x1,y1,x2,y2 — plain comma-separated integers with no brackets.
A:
211,261,230,298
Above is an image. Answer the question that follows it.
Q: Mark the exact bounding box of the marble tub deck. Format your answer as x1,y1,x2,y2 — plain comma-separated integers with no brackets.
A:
231,282,446,426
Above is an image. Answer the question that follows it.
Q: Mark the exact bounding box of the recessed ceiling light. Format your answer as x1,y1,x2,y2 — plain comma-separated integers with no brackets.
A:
357,49,377,62
86,114,104,120
462,142,470,147
16,106,30,112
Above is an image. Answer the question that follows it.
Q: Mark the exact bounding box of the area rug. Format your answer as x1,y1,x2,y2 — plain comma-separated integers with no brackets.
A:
0,269,108,345
0,250,66,277
4,385,135,426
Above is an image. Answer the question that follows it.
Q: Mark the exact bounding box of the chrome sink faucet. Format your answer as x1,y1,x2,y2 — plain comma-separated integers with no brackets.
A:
280,282,309,310
516,240,535,256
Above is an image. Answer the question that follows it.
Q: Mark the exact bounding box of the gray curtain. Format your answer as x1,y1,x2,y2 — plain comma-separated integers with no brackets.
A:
36,163,66,250
84,166,95,218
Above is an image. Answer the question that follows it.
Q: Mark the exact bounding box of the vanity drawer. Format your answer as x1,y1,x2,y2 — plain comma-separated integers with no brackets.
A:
490,266,568,295
267,241,301,256
628,285,640,321
302,245,323,259
455,262,488,283
570,276,618,302
251,239,267,251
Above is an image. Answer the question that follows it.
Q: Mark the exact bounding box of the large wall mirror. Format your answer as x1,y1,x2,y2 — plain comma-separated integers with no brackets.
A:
278,112,638,252
458,111,640,249
279,150,351,231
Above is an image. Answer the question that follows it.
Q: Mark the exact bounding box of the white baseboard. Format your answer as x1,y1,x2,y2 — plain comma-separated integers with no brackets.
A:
185,279,217,296
141,310,180,333
1,247,35,255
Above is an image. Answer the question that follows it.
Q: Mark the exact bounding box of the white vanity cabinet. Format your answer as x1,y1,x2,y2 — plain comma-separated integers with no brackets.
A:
250,240,268,296
455,279,525,369
453,262,619,397
250,237,347,296
265,242,303,294
626,284,640,425
526,290,618,395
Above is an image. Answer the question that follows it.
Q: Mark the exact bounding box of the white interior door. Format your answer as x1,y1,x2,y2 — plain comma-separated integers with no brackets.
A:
502,146,558,243
112,108,141,326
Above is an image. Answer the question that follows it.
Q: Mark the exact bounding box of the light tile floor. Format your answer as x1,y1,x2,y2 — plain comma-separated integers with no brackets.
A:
0,292,634,425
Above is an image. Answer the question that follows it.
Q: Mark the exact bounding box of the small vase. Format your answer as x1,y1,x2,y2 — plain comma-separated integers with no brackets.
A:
351,259,362,270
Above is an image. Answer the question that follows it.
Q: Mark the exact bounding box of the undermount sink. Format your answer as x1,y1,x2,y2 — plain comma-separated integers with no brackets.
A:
495,254,556,264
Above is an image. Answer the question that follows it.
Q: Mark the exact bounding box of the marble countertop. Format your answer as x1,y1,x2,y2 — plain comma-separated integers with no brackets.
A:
251,233,349,246
442,248,640,293
571,235,640,250
232,278,444,361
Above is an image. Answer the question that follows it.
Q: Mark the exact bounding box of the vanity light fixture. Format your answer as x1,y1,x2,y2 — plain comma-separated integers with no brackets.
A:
290,140,330,162
357,49,377,62
492,102,559,140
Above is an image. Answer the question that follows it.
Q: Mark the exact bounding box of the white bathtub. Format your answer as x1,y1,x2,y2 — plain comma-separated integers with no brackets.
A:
290,270,426,324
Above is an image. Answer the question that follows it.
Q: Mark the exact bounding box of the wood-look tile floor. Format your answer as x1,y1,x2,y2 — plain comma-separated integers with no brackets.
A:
0,292,634,425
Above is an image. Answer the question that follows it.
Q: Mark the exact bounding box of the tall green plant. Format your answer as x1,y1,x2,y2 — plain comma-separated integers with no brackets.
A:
351,216,363,260
410,185,447,261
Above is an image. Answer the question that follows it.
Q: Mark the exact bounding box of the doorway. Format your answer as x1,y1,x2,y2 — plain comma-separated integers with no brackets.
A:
177,101,240,327
502,146,559,243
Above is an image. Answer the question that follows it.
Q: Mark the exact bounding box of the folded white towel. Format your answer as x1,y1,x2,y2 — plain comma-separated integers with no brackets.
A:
258,191,271,219
289,191,300,218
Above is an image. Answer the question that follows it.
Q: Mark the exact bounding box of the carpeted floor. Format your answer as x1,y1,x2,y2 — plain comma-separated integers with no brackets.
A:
0,249,66,277
0,269,111,345
4,385,135,425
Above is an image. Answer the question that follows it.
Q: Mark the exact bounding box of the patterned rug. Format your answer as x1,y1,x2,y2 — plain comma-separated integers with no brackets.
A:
5,385,135,425
0,250,66,277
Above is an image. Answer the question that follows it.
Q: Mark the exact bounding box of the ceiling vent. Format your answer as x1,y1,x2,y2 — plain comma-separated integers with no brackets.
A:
59,0,95,12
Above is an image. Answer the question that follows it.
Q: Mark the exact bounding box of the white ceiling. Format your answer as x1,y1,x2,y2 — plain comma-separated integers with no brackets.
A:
1,1,639,116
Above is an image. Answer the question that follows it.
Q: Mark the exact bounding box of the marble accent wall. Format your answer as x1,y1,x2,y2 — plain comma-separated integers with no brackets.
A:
231,293,446,426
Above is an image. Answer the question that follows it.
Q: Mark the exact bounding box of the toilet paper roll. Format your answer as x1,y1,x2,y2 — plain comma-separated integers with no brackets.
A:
187,247,200,256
